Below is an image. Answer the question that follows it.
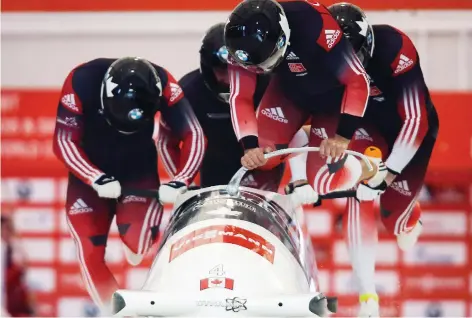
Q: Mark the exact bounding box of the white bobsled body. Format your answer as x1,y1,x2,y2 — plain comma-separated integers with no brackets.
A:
113,186,331,317
144,186,318,294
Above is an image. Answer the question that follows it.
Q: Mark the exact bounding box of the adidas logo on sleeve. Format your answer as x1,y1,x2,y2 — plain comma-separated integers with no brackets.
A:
61,94,79,112
325,29,341,48
394,54,414,74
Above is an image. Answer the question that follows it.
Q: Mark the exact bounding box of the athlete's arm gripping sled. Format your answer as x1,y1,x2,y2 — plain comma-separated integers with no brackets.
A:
153,69,207,185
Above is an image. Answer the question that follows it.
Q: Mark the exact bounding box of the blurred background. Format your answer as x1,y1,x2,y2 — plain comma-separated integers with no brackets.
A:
1,0,471,317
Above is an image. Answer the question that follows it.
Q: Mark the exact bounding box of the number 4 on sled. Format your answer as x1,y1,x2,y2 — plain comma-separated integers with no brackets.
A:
209,264,225,276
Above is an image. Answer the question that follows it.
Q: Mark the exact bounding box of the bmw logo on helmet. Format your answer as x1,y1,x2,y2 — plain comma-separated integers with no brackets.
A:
276,35,286,49
217,46,229,63
128,108,144,121
235,50,249,62
366,32,373,45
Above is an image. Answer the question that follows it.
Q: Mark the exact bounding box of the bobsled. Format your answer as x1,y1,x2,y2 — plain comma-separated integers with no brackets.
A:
112,147,372,317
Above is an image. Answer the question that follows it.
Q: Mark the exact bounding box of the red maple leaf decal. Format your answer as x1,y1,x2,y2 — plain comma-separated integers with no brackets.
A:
210,279,222,285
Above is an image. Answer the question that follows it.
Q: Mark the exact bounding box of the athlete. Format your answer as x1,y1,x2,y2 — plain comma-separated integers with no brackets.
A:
52,57,205,310
158,22,310,194
224,0,371,204
290,3,440,316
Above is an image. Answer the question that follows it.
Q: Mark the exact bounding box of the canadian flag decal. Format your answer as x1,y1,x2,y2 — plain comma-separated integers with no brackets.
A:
200,277,234,290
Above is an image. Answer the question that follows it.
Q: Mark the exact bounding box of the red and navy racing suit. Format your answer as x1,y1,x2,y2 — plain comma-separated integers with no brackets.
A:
52,58,206,306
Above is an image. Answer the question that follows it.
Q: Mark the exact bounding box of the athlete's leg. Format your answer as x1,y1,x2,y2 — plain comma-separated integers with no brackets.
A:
343,198,379,316
343,127,389,317
294,124,378,182
380,133,436,250
306,113,365,194
116,175,163,266
65,175,115,308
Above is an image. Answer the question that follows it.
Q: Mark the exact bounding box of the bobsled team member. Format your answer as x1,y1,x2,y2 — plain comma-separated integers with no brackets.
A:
224,0,373,207
159,22,312,195
289,3,439,316
330,4,438,316
52,57,205,309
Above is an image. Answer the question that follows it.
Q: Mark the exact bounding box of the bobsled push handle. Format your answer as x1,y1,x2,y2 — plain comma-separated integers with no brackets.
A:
227,146,372,196
313,189,357,207
120,188,159,199
319,189,357,200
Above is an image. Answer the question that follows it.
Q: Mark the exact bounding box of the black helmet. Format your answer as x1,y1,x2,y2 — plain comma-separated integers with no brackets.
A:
328,2,374,67
100,57,162,134
224,0,291,74
200,23,230,102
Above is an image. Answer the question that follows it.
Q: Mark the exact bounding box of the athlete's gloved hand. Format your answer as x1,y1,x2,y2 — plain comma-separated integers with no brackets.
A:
159,181,187,204
285,181,319,207
92,174,121,199
356,161,388,201
356,180,388,201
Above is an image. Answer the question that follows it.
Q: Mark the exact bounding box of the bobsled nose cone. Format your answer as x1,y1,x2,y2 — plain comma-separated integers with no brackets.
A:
112,292,127,315
308,294,338,316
